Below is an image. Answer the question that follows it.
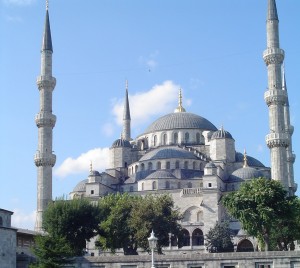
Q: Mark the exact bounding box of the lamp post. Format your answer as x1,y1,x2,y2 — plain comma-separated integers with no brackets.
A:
148,230,158,268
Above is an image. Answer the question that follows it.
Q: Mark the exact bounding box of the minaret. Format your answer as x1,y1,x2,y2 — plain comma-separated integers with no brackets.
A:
122,80,131,141
34,2,56,231
282,67,296,194
263,0,290,191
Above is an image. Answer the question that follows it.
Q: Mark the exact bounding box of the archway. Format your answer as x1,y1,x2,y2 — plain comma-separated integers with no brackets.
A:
237,239,254,252
179,229,190,247
192,228,204,246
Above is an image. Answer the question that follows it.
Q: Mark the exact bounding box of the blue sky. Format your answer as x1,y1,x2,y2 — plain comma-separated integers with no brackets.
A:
0,0,299,230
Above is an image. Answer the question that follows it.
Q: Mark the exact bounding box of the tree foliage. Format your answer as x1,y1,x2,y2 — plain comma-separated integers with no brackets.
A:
205,221,234,253
222,177,299,251
32,197,101,266
97,193,182,254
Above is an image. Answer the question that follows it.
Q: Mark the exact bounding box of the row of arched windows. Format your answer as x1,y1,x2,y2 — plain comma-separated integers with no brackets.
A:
179,228,204,247
129,161,204,175
151,132,204,147
141,181,193,191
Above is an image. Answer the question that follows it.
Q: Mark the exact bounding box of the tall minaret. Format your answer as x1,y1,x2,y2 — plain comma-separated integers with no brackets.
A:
122,80,131,141
34,2,56,231
282,67,296,194
263,0,291,192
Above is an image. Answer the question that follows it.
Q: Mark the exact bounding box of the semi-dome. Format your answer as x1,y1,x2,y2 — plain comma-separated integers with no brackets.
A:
145,170,176,180
235,152,265,167
111,138,131,148
144,112,217,134
73,179,88,192
211,128,233,140
140,146,198,161
230,167,263,181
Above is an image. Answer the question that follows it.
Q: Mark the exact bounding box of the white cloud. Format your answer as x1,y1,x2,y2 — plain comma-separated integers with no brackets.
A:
139,50,159,70
2,0,36,6
112,80,179,127
11,209,36,230
54,147,110,178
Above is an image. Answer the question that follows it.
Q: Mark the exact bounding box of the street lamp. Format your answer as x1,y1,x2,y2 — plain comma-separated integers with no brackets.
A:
148,230,158,268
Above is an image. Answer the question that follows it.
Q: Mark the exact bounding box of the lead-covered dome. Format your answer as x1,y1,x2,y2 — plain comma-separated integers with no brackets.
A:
230,167,263,181
111,138,131,148
145,170,176,180
211,128,233,140
140,146,198,161
73,179,88,192
143,112,217,134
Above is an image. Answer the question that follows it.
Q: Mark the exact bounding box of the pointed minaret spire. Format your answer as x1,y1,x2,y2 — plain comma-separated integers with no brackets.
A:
267,0,278,21
34,3,56,231
174,88,186,113
263,0,295,194
243,149,248,168
122,80,131,141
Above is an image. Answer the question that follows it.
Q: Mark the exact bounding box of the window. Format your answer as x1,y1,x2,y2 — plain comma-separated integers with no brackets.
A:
185,132,189,143
196,133,201,144
162,133,167,145
141,182,144,191
166,181,170,189
152,181,157,190
193,161,196,169
221,264,238,268
184,161,188,169
148,162,153,170
141,163,145,171
208,182,212,188
157,161,161,169
192,228,204,246
255,264,272,268
135,165,138,173
174,132,178,144
166,161,170,169
175,161,180,169
129,186,133,192
178,182,181,189
188,182,192,188
91,190,94,195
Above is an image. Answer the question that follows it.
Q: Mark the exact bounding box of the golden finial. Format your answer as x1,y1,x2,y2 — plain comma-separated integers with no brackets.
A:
243,149,248,168
46,0,49,10
174,88,186,113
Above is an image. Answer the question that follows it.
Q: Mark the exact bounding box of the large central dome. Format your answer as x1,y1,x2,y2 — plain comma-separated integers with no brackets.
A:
144,112,217,134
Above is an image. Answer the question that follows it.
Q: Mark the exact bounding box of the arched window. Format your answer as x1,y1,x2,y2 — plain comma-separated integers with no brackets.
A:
185,132,189,144
141,182,144,191
175,161,180,169
174,132,178,144
162,133,167,145
184,161,188,169
152,181,157,190
135,165,138,173
193,161,196,170
130,186,134,192
179,229,190,247
196,133,201,144
157,161,161,169
166,161,170,169
148,162,153,170
237,239,254,252
153,135,157,147
166,181,170,189
187,182,192,188
141,163,145,171
192,229,204,246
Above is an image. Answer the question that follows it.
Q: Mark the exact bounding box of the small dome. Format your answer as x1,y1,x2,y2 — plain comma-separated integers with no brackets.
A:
111,138,131,148
145,170,176,180
73,179,88,192
211,128,233,140
140,146,198,161
205,162,216,168
230,167,263,181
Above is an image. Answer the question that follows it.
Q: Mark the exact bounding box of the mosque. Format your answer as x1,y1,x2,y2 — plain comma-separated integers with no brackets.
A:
34,0,296,255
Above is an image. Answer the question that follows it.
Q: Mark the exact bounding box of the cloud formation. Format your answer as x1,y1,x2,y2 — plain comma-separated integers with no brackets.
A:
11,209,36,230
55,148,110,178
112,80,179,127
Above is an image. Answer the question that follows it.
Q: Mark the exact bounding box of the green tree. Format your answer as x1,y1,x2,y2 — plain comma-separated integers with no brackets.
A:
97,193,141,255
32,197,101,267
205,221,234,253
222,177,297,251
97,194,182,255
30,235,74,268
129,194,182,254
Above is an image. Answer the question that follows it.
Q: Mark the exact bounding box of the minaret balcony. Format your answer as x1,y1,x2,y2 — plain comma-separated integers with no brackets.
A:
36,76,56,91
263,48,284,65
265,133,289,148
287,153,296,163
34,152,56,167
264,89,287,106
35,112,56,128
